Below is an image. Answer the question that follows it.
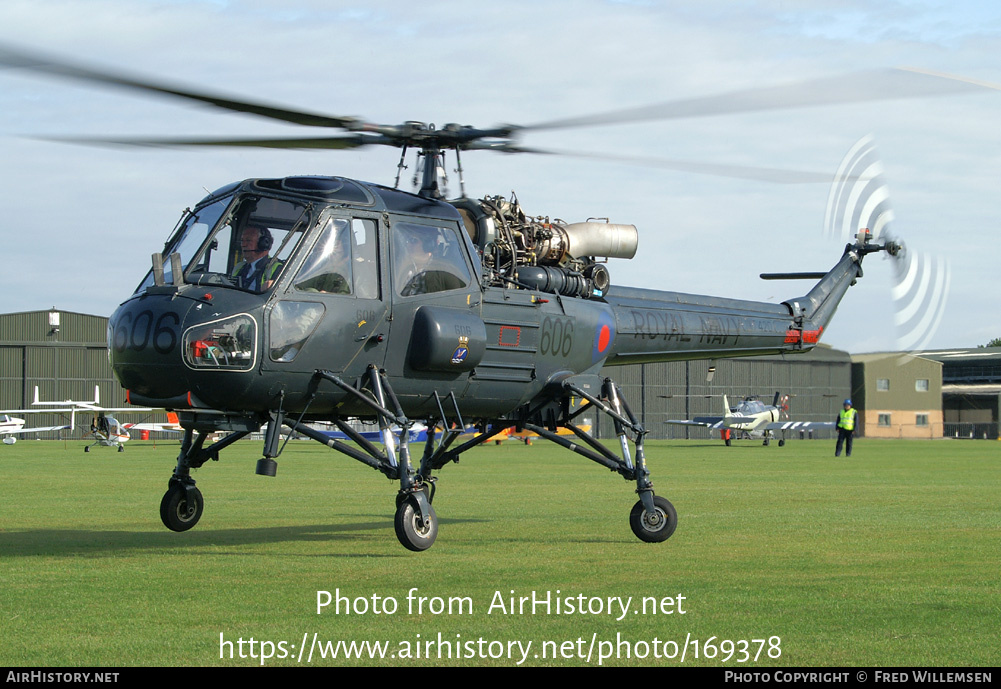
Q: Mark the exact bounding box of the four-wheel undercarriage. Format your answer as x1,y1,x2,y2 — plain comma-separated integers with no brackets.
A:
159,366,676,551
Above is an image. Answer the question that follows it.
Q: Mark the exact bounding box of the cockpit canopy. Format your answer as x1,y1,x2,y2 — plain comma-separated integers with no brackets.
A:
137,193,311,295
733,398,768,415
134,177,477,299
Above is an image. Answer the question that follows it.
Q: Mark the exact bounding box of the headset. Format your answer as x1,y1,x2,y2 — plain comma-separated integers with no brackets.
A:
245,224,273,252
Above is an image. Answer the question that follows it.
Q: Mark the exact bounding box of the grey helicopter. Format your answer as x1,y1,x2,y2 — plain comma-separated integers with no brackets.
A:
0,44,969,550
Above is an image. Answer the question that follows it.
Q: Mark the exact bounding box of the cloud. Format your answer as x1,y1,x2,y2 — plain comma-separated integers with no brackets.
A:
0,0,997,351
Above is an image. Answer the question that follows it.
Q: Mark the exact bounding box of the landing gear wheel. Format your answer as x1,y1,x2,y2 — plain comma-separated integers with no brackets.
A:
160,484,204,532
629,495,677,543
118,445,124,453
394,497,438,551
778,439,785,447
84,446,90,453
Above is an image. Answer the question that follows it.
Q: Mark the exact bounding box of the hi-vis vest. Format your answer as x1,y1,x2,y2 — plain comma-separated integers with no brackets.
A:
838,408,857,431
232,258,281,289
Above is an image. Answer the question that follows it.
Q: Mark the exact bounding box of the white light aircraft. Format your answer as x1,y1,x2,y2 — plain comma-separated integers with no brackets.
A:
665,393,834,446
1,387,178,451
0,414,71,445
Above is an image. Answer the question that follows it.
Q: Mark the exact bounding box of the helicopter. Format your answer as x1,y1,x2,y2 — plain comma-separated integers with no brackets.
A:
0,44,971,551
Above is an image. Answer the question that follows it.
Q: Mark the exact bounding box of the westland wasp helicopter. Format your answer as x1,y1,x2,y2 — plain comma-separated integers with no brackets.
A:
0,45,971,550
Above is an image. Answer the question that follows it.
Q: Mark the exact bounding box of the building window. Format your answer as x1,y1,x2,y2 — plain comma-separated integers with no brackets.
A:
915,379,929,392
877,378,890,391
878,413,892,427
916,414,929,427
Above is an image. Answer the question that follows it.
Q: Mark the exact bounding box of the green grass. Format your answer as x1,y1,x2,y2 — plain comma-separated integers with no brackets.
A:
1,437,999,667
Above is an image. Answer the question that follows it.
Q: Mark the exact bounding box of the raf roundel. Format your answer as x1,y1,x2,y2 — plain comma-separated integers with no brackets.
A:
592,312,616,363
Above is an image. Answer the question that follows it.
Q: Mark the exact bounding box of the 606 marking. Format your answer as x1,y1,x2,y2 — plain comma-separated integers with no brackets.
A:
540,316,574,357
113,310,180,355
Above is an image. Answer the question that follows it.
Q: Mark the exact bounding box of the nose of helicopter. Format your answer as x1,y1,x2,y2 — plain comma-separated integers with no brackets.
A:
108,290,261,406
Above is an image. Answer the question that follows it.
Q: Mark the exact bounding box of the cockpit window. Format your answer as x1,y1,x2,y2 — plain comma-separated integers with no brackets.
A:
294,217,380,298
738,400,767,414
138,194,312,294
137,197,232,293
392,222,471,297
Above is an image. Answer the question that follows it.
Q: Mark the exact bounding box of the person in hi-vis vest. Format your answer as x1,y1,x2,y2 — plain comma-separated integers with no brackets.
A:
835,399,859,457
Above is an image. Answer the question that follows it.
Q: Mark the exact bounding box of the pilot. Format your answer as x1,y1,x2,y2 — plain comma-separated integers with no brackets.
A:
834,398,859,457
233,224,282,291
396,225,466,296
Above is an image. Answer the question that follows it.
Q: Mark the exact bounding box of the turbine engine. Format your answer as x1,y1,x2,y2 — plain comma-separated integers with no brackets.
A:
452,193,638,299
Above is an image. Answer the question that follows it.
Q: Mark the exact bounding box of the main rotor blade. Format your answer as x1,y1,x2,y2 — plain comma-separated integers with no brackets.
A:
38,134,383,150
0,43,362,130
524,68,989,131
508,146,868,184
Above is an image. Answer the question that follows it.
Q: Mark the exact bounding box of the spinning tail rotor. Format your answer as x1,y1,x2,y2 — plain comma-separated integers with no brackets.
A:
823,135,950,352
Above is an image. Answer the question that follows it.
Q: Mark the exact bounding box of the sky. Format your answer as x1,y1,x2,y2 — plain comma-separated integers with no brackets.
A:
0,0,998,354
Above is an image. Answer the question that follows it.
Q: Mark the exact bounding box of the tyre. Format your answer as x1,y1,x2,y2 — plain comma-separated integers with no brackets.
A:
629,495,677,543
394,497,438,551
160,484,204,532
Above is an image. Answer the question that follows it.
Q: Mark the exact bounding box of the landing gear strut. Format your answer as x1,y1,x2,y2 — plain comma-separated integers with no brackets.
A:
517,377,677,545
157,424,253,533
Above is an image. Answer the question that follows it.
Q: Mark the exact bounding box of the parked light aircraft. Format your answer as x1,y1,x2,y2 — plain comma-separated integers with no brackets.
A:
0,414,71,444
1,386,178,451
666,393,833,446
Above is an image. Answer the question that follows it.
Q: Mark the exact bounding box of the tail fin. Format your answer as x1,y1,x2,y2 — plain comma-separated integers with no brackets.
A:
722,394,730,416
166,412,180,425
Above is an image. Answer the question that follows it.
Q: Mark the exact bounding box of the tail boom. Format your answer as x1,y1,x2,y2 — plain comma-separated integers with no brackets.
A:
603,232,886,365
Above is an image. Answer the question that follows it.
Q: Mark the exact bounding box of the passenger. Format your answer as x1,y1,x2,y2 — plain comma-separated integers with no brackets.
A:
396,225,466,296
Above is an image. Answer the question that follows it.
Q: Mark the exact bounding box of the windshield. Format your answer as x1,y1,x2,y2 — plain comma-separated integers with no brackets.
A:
137,194,312,294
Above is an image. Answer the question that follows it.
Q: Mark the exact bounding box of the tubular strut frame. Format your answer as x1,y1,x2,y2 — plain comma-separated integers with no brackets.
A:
169,426,254,499
281,366,458,525
521,378,658,514
233,370,656,520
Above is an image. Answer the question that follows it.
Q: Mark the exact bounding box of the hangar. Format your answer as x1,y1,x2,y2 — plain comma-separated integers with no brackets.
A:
3,309,994,442
919,347,1001,440
599,344,852,441
0,309,121,437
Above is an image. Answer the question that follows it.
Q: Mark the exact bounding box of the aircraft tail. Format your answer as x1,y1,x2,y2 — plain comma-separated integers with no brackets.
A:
722,394,730,416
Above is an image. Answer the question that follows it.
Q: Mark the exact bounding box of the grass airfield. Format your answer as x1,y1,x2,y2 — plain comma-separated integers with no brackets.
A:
1,437,998,667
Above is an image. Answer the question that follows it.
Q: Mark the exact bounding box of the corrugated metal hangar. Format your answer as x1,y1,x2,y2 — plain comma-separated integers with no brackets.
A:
921,347,1001,440
3,309,999,441
598,345,851,441
0,309,121,437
